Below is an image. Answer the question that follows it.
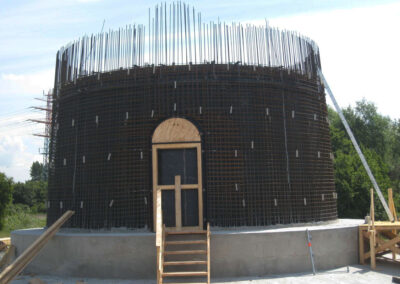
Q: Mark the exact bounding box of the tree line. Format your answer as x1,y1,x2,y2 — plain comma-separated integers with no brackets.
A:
0,99,399,229
329,99,400,220
0,162,47,229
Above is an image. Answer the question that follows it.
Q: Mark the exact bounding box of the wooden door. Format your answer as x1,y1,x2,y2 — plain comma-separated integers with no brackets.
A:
153,143,203,231
152,118,203,231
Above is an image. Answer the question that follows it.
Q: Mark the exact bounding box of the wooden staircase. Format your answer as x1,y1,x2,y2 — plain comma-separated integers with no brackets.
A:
158,225,211,284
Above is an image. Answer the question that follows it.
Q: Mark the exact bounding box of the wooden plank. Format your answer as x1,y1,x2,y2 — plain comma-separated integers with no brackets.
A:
0,210,74,284
164,260,207,266
361,229,400,261
152,144,158,232
161,224,165,277
362,231,371,239
370,188,376,269
166,231,206,235
359,221,400,230
376,235,400,255
371,188,375,226
157,184,199,190
198,145,203,230
156,246,160,284
389,188,398,220
369,230,376,269
380,230,397,239
365,235,400,259
165,240,207,245
156,189,162,247
0,238,10,246
162,271,208,277
152,118,201,143
164,250,207,255
207,223,211,284
388,188,398,260
157,185,174,190
175,175,182,230
152,143,201,150
165,227,205,233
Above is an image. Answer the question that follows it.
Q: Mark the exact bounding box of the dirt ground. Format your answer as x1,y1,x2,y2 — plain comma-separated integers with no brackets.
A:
11,258,400,284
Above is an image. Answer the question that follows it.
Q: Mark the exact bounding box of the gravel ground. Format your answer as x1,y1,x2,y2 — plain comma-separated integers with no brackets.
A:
11,258,400,284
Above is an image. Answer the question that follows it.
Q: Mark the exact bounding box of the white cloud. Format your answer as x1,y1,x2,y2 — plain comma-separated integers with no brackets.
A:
247,2,400,119
0,69,54,97
0,136,24,167
0,134,42,182
0,69,52,182
0,111,45,182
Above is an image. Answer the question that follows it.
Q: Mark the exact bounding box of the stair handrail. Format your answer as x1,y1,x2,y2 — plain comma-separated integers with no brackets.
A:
161,224,165,274
207,222,211,284
156,189,163,284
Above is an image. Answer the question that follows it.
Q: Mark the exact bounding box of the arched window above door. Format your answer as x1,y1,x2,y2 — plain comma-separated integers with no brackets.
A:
152,118,200,144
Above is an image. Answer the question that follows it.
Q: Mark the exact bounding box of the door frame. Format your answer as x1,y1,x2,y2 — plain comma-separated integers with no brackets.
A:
152,142,203,231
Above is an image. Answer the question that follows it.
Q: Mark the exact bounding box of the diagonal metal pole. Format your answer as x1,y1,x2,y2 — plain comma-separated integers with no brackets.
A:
318,70,394,222
306,229,316,275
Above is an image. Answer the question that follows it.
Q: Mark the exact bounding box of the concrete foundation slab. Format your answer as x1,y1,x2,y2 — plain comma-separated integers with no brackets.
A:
11,219,363,279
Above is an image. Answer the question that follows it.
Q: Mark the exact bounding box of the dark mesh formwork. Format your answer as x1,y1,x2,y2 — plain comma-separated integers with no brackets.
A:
47,64,337,229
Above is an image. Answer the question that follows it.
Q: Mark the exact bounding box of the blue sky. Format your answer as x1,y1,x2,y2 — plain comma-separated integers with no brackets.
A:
1,0,400,181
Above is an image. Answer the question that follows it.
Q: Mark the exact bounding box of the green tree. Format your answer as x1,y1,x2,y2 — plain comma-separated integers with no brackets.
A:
26,180,47,212
12,162,48,213
13,182,35,207
333,99,391,157
328,103,398,220
386,119,400,191
30,161,46,182
0,172,13,229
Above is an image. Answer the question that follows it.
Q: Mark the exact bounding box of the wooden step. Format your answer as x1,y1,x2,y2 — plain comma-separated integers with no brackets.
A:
166,231,206,235
164,260,207,266
165,240,207,245
164,250,207,255
162,271,208,277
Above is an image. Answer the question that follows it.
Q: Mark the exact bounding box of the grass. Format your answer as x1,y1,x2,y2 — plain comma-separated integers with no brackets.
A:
0,204,46,238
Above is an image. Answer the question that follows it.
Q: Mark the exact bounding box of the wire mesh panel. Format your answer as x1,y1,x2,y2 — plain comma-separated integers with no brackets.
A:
47,64,337,229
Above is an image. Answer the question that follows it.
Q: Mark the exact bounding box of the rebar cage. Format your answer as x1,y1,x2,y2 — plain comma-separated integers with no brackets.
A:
47,63,337,229
47,3,337,229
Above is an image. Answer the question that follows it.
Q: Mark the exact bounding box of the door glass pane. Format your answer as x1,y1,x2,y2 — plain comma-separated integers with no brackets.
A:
181,189,199,227
158,148,198,185
162,190,175,227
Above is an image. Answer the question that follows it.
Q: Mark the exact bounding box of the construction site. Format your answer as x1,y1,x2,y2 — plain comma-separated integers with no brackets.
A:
0,2,399,284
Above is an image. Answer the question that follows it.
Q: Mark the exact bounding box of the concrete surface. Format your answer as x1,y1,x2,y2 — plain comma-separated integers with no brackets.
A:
11,261,400,283
210,219,364,277
11,230,156,279
11,219,364,279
